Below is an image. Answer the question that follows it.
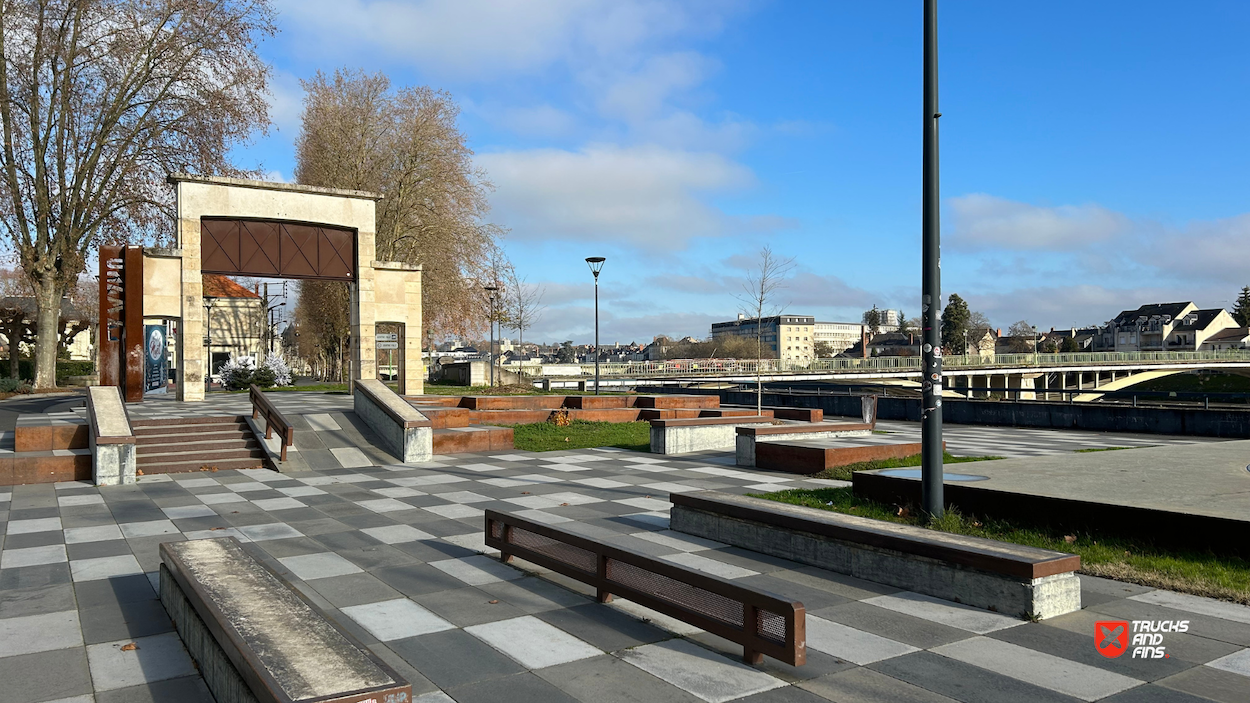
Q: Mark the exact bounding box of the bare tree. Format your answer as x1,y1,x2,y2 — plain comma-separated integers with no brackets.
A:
736,246,796,414
295,69,504,355
505,267,544,354
0,0,274,387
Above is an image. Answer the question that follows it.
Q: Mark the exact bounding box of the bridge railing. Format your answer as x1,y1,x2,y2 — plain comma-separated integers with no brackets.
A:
510,349,1250,378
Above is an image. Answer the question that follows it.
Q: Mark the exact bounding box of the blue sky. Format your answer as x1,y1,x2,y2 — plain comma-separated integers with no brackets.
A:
236,0,1250,344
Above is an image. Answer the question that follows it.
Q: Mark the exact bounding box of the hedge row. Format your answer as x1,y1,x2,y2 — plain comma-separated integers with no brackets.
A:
0,359,96,383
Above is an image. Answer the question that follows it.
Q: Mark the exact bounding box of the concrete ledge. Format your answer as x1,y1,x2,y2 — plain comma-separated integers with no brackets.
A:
354,378,432,462
160,538,410,703
649,416,776,455
87,386,136,486
670,491,1080,620
735,422,873,468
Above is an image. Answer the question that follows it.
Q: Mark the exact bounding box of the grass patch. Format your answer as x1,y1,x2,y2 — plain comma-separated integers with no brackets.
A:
507,420,650,452
815,452,1001,481
753,486,1250,604
1074,446,1142,453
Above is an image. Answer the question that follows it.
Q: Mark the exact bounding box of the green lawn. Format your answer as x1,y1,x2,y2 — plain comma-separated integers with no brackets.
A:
506,420,650,452
815,452,1001,481
755,486,1250,605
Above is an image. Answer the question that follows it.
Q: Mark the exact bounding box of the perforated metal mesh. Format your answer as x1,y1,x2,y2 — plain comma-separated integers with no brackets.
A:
509,526,597,574
489,521,503,540
757,609,787,644
607,558,743,627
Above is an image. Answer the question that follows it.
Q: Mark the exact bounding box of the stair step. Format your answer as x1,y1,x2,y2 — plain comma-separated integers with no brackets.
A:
132,415,249,427
137,440,260,457
134,422,250,436
136,431,252,445
137,457,268,474
137,447,265,465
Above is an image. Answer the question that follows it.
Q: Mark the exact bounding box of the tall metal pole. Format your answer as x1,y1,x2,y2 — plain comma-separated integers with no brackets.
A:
593,276,600,395
921,0,944,519
490,295,495,388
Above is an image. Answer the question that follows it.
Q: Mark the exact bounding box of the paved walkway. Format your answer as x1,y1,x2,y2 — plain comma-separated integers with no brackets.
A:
2,444,1248,702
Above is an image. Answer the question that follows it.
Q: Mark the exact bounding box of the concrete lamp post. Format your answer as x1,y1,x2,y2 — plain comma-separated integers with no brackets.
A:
484,285,499,387
585,257,605,395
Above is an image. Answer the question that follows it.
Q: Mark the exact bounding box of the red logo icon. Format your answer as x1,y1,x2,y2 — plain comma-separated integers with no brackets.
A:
1095,620,1129,658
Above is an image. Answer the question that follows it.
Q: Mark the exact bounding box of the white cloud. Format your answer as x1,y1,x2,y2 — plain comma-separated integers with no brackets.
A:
265,70,305,135
965,283,1227,330
495,104,579,138
478,144,761,248
949,193,1129,251
1149,213,1250,285
784,272,878,311
595,52,714,122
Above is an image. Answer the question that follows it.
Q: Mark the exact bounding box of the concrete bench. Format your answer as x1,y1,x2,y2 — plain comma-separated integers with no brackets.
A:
354,378,432,463
649,416,777,455
735,422,874,468
670,491,1081,620
160,538,411,703
485,509,806,666
87,385,136,486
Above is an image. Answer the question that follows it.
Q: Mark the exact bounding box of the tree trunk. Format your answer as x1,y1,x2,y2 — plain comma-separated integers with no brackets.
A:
32,281,64,389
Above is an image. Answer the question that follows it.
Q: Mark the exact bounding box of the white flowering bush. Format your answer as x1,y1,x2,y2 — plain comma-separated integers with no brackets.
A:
217,354,292,390
261,354,292,387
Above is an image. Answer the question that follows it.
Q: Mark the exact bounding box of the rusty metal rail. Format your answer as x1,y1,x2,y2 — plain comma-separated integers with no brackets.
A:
249,385,294,462
484,510,805,666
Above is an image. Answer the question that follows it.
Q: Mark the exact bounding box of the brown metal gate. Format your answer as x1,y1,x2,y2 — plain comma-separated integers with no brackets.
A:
201,218,356,280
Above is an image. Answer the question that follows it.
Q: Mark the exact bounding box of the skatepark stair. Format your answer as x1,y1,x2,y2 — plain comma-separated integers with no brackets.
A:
131,416,267,473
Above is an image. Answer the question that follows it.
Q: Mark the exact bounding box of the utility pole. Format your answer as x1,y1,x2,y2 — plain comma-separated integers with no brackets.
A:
921,0,944,520
586,257,606,395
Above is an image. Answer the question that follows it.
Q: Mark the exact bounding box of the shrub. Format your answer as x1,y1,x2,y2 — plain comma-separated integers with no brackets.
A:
218,355,292,391
0,377,33,394
260,354,292,387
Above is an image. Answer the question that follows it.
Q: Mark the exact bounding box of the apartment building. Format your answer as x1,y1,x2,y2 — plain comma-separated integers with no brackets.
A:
711,314,815,361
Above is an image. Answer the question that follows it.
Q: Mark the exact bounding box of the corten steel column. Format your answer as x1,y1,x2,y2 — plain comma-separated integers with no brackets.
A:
586,257,605,395
122,246,144,402
98,245,124,387
921,0,944,519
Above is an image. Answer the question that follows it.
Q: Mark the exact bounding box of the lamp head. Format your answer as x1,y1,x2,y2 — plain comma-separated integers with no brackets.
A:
585,256,605,277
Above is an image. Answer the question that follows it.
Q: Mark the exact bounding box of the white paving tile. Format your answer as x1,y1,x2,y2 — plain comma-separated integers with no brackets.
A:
513,509,573,525
430,555,523,586
436,490,492,504
57,494,105,507
278,486,325,497
361,524,435,544
357,498,417,514
7,517,63,534
642,482,701,494
863,592,1024,634
305,413,342,431
279,553,363,581
442,533,492,553
542,491,603,506
459,463,511,473
252,497,307,511
297,475,341,485
615,497,671,512
71,555,144,582
227,481,271,493
660,552,758,579
162,504,218,519
618,638,786,703
118,520,179,538
1129,590,1250,625
1,544,68,569
629,530,725,552
63,524,124,544
372,486,426,498
331,447,374,468
184,527,250,542
503,495,565,509
0,610,82,657
1206,648,1250,678
197,491,247,505
424,503,484,519
341,598,455,641
510,474,564,484
175,478,220,488
465,615,601,669
804,615,918,664
333,474,376,483
573,477,630,488
478,478,533,488
0,492,9,503
237,469,285,482
622,512,670,530
933,637,1141,701
86,632,197,691
237,523,303,541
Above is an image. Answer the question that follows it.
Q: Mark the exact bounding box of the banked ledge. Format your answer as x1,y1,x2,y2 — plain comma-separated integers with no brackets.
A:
670,491,1081,619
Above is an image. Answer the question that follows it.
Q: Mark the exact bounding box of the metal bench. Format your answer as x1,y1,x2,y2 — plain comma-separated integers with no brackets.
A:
484,509,806,666
160,538,411,703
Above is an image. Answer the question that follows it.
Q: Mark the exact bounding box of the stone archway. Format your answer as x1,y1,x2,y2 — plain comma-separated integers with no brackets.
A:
148,174,424,400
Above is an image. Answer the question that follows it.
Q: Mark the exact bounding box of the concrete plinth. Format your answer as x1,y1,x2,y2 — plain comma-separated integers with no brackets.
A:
353,379,432,463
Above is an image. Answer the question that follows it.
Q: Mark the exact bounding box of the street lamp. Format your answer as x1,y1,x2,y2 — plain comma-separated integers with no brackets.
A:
920,0,943,520
586,257,606,395
484,285,498,387
203,296,218,389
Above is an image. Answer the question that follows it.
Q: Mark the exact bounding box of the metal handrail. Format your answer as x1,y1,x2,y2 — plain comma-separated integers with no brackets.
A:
249,384,294,462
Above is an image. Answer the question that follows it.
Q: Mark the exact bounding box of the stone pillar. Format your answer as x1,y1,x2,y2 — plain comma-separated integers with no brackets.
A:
175,185,205,402
352,228,378,389
404,266,423,395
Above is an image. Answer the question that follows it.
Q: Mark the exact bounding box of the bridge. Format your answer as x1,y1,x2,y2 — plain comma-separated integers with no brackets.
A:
513,350,1250,400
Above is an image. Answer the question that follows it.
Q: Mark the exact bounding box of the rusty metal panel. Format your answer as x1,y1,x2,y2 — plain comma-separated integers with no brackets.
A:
202,218,355,281
123,246,144,402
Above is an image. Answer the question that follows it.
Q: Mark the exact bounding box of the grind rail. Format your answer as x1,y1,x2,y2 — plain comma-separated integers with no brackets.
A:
250,384,294,462
484,509,806,666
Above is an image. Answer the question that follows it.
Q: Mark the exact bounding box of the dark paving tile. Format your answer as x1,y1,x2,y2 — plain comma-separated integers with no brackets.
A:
388,629,526,689
686,630,854,683
0,562,71,590
536,602,670,651
798,667,960,703
1088,598,1250,647
223,510,280,527
1154,665,1250,703
1098,683,1219,703
126,535,186,571
314,529,381,551
738,573,854,613
0,645,93,703
332,512,399,529
735,685,829,703
7,506,60,521
770,566,902,601
308,572,402,608
335,544,423,571
392,538,475,563
59,509,119,529
75,573,157,608
705,546,804,574
1079,575,1153,606
2,530,65,549
812,601,971,649
79,597,174,644
412,586,526,627
365,643,440,699
536,654,702,703
447,671,581,703
870,651,1082,703
988,619,1196,681
373,563,467,597
312,501,373,519
480,576,593,613
1041,607,1242,666
0,582,77,619
66,539,134,561
252,536,329,559
169,516,232,532
94,674,215,703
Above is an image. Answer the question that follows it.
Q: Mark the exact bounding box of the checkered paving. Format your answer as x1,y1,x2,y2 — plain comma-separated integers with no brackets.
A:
2,445,1247,702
